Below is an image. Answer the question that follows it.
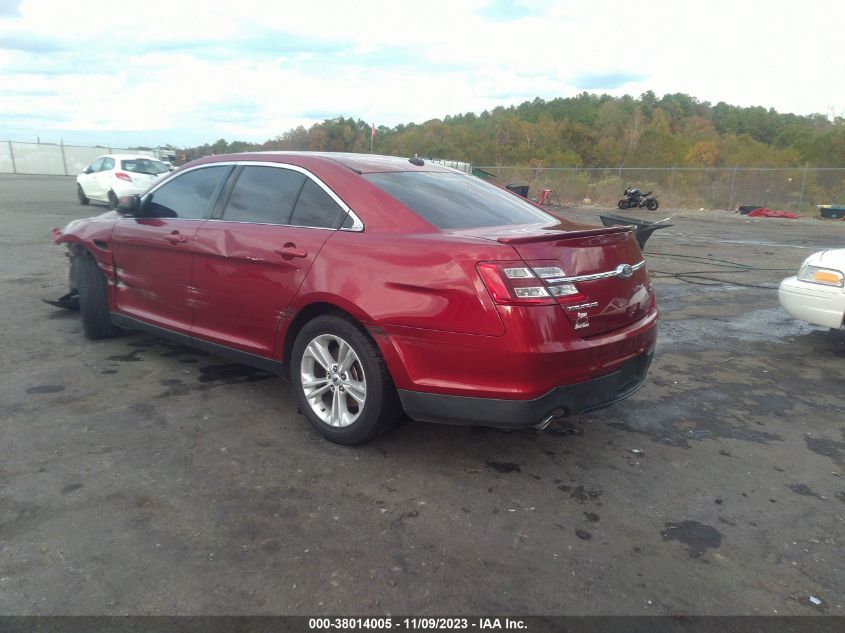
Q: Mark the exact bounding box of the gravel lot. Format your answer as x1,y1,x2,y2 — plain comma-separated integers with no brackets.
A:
1,174,843,615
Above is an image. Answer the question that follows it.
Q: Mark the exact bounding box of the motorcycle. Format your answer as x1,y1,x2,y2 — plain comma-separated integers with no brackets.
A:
618,187,659,211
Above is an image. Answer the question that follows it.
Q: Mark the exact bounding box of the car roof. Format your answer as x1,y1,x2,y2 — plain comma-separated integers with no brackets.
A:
100,154,162,160
215,151,461,174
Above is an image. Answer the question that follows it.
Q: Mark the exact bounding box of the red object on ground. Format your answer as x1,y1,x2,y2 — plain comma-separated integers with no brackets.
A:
536,189,561,205
747,207,801,219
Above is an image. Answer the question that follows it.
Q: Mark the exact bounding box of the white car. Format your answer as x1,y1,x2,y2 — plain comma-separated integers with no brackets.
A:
76,154,170,207
779,248,845,329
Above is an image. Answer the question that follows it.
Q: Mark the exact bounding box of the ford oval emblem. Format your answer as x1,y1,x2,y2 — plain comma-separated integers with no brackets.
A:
616,264,634,279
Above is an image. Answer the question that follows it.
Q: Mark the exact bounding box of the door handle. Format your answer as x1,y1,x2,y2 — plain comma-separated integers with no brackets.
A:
274,244,308,259
164,232,188,244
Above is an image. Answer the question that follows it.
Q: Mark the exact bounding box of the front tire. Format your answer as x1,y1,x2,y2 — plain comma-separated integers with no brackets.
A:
77,184,89,205
291,314,402,445
618,198,629,209
76,254,121,340
646,198,659,211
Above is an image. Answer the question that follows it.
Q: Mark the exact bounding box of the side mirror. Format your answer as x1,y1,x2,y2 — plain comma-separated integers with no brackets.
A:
116,194,141,215
84,168,93,174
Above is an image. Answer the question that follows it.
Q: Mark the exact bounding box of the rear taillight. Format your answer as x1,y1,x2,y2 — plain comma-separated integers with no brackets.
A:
477,260,581,306
115,172,132,182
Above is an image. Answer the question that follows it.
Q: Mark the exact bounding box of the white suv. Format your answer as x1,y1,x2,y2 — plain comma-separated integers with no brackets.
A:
76,154,170,207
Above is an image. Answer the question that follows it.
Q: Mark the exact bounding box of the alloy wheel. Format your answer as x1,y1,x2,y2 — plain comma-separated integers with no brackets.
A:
300,333,367,427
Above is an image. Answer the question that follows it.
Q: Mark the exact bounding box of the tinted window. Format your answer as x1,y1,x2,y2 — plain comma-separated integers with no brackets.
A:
364,172,554,229
122,159,168,175
290,179,346,228
223,166,305,224
101,157,115,171
146,166,228,219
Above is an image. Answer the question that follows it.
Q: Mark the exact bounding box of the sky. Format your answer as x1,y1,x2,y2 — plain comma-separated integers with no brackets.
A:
1,0,843,148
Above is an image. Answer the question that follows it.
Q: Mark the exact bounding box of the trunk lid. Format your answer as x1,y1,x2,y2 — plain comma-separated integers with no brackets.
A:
124,171,163,189
456,222,654,336
119,159,168,190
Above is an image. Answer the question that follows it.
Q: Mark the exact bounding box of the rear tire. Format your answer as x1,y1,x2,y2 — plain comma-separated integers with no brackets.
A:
107,190,119,208
618,199,629,209
291,314,402,445
646,198,659,211
77,184,89,205
76,254,121,340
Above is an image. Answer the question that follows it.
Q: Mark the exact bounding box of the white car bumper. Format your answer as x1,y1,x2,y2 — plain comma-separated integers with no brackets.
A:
778,276,845,329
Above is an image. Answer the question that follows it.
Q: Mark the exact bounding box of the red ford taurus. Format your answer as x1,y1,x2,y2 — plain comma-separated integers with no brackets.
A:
53,152,658,444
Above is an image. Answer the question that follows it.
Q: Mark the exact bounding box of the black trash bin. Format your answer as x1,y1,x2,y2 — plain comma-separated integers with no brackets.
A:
819,205,845,220
506,184,529,198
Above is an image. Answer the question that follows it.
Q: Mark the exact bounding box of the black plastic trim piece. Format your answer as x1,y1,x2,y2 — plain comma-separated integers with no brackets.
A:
398,350,654,428
109,312,284,375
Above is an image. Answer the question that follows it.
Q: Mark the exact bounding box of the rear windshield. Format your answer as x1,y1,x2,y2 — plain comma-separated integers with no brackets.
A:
363,172,555,229
121,159,169,175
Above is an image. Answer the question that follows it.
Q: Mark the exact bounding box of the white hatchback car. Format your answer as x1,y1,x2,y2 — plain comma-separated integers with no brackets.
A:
76,154,170,207
779,248,845,329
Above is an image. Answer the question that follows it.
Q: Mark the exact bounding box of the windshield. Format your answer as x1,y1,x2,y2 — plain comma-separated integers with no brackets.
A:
121,159,169,175
363,172,555,229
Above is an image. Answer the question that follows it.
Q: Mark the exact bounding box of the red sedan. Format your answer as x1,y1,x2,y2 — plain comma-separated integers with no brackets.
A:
53,153,658,444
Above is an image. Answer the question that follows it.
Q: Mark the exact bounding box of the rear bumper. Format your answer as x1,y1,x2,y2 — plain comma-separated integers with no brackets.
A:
398,349,653,428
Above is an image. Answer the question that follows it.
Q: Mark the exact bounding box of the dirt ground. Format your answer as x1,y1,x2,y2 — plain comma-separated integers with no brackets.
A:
0,174,843,616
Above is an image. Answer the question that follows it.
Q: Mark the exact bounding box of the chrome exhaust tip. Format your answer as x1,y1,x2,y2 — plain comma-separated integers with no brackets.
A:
535,409,566,430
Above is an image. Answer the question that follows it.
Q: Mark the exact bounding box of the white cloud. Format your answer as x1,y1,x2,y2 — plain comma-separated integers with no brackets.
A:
0,0,842,146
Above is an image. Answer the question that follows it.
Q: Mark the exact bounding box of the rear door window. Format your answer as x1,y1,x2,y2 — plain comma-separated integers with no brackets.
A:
363,172,554,229
289,179,346,228
122,159,169,175
222,166,306,224
146,165,229,219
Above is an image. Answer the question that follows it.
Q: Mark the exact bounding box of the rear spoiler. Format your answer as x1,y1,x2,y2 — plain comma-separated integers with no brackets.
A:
496,225,633,245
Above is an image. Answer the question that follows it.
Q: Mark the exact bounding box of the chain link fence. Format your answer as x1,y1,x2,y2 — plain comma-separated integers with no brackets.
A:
3,142,843,215
479,166,845,214
0,141,151,177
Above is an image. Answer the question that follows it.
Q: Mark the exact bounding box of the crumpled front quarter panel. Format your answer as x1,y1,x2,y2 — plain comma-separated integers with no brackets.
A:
53,211,120,275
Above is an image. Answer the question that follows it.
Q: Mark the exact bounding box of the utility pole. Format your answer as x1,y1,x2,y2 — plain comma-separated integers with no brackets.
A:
8,140,17,174
670,165,676,208
59,138,68,175
727,164,738,211
798,162,809,213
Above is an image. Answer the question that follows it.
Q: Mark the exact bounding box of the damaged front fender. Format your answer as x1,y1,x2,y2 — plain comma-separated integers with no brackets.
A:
48,210,122,310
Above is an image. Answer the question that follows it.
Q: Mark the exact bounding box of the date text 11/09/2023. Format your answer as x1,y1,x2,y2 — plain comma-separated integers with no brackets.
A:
308,618,527,630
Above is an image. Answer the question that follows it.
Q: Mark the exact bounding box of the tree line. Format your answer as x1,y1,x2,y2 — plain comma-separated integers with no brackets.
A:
184,92,845,168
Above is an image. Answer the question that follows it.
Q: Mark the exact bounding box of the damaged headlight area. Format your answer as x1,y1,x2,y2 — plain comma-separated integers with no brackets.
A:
797,264,845,288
